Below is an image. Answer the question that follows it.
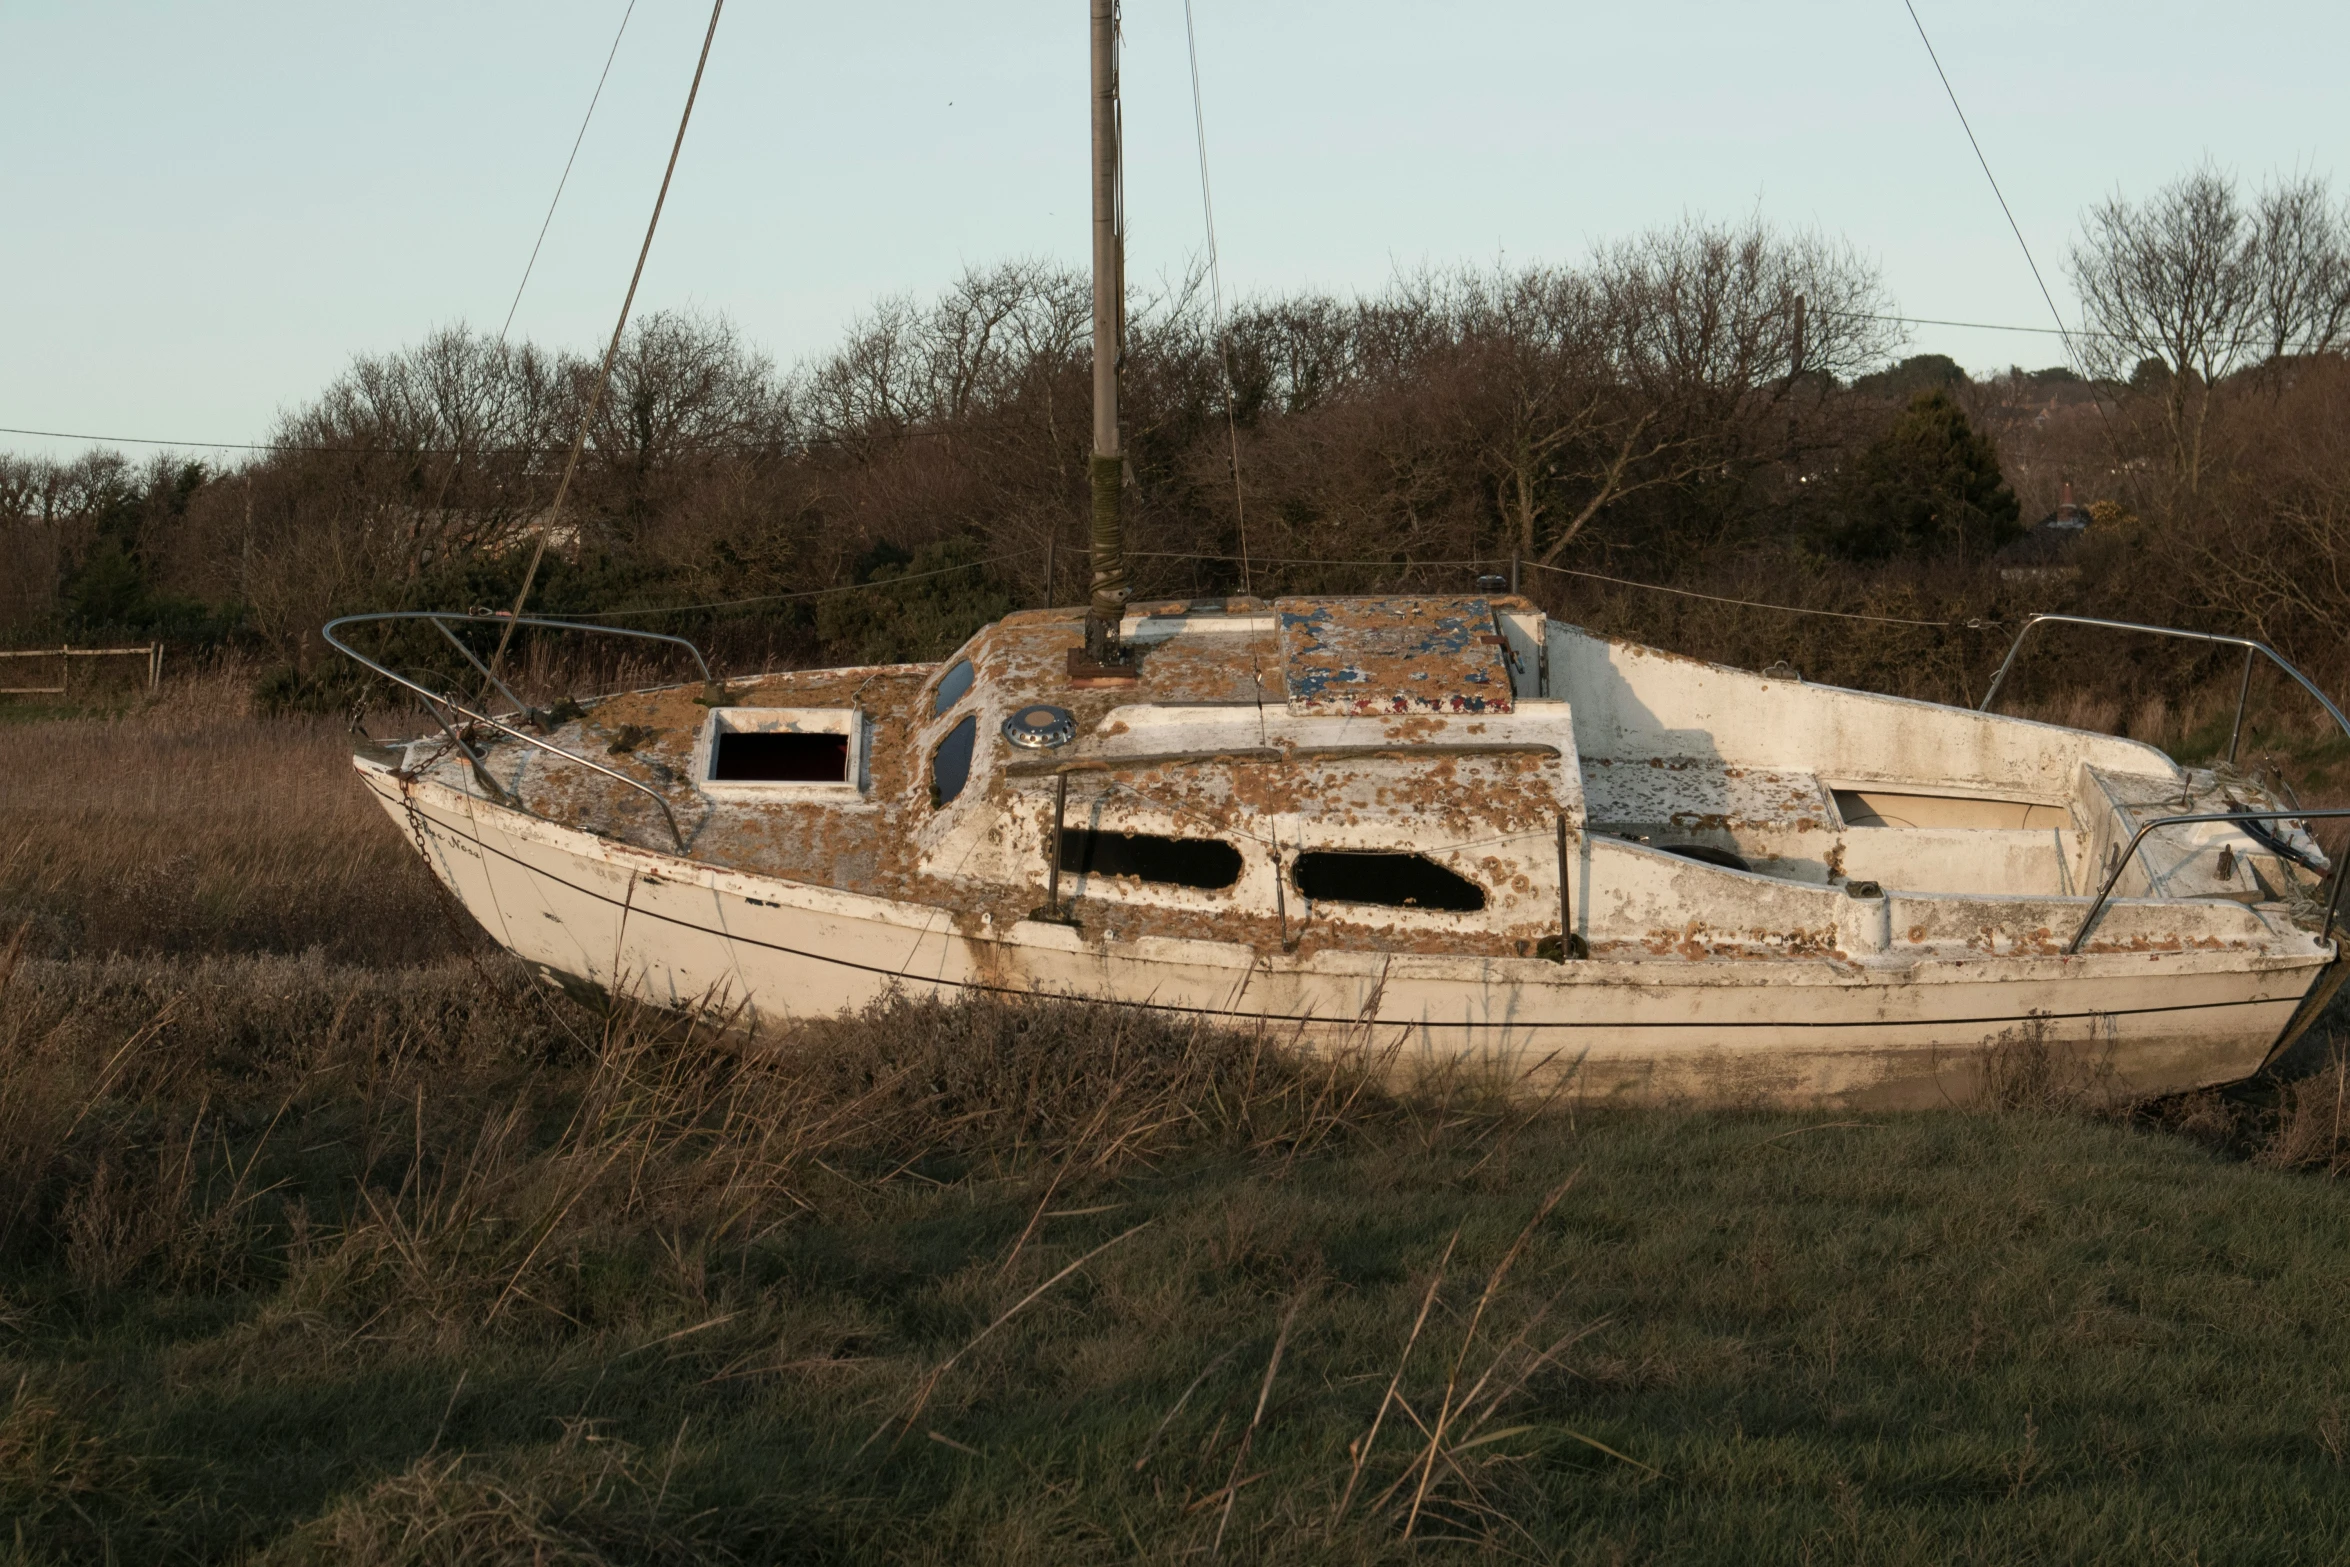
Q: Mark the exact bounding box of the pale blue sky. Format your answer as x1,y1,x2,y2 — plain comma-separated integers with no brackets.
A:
4,2,2344,462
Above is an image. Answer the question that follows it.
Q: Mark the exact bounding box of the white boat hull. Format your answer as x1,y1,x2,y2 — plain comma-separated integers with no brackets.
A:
363,759,2333,1109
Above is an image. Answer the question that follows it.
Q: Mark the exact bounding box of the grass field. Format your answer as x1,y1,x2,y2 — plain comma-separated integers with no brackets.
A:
8,680,2350,1565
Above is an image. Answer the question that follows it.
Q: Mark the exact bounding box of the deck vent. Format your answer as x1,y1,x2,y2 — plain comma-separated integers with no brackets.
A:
1292,851,1485,912
1003,703,1076,749
1060,830,1241,890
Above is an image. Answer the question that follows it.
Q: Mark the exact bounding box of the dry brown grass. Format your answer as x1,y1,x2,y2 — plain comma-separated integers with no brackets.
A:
263,1426,742,1567
0,665,465,964
0,937,1384,1332
2258,1048,2350,1173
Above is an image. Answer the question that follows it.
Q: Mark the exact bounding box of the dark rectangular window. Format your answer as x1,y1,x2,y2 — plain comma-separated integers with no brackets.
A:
1059,829,1242,890
1292,851,1485,911
712,730,849,783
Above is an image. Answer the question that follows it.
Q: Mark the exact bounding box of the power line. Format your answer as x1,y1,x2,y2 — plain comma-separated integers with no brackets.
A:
19,313,2321,462
1847,311,2071,339
543,546,1969,632
1131,549,1965,629
0,424,910,457
554,551,1037,621
0,426,326,454
1525,559,1955,629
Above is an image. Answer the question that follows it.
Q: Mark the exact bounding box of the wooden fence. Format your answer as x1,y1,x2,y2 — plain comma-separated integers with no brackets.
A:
0,644,163,696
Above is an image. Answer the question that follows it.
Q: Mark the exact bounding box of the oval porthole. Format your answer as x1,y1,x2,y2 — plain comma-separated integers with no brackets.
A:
933,659,975,716
930,713,978,807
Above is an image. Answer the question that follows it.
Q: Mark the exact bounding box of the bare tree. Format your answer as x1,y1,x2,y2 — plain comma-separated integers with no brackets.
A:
1580,219,1898,559
271,326,572,581
1425,265,1670,568
2250,174,2350,369
2068,166,2350,495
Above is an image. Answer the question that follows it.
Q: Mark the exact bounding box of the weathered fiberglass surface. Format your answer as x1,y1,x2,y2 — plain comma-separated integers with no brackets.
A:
362,591,2346,1109
435,592,2319,967
1278,595,1514,715
455,597,1584,960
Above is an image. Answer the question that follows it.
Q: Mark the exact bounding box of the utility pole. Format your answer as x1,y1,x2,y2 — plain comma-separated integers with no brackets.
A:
1078,0,1136,679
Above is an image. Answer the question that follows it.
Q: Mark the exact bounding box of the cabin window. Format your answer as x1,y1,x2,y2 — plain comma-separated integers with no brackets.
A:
1292,851,1485,912
1059,829,1242,890
931,713,978,807
712,730,848,782
933,658,975,716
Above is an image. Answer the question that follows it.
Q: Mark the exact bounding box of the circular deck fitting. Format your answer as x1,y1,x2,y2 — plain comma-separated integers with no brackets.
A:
1002,704,1076,750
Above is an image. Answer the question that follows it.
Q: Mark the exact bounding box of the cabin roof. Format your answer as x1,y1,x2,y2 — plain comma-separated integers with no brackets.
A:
1276,596,1515,715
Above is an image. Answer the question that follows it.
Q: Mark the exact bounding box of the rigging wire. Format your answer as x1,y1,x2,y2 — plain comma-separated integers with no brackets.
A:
499,0,641,348
1897,0,2078,361
419,0,640,572
1897,0,2129,469
487,0,726,684
1181,0,1251,595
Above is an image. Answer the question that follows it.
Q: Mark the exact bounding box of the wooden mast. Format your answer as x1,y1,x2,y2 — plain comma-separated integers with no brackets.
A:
1083,0,1133,670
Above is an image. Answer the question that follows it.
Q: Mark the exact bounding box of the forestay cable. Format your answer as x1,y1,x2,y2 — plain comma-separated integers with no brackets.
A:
421,0,641,557
487,0,726,685
500,0,642,346
1182,0,1251,595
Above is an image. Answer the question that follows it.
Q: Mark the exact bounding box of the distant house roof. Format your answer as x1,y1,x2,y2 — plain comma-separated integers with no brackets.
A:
1996,520,2085,570
1996,481,2090,580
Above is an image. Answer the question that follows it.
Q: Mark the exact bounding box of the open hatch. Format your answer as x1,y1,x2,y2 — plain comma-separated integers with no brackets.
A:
697,708,865,802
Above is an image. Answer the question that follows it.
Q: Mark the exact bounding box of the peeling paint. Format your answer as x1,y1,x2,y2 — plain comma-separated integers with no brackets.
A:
1278,596,1514,716
368,594,2342,1104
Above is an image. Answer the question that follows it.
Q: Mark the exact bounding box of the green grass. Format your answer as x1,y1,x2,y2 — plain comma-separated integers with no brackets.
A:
8,956,2350,1564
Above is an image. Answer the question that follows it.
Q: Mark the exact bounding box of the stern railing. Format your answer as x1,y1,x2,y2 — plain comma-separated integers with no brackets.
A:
324,612,713,851
2067,806,2350,954
1980,615,2350,954
1979,613,2350,765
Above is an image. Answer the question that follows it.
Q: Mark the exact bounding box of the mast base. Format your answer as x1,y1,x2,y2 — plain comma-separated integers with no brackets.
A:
1067,643,1140,688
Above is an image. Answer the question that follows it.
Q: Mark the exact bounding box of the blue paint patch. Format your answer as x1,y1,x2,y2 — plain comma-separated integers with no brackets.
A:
1277,596,1517,716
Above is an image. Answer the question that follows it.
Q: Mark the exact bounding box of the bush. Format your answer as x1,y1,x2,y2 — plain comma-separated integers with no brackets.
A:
1826,389,2022,561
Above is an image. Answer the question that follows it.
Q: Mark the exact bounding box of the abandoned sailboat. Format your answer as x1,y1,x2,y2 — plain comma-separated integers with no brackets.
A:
338,593,2347,1107
334,6,2348,1107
